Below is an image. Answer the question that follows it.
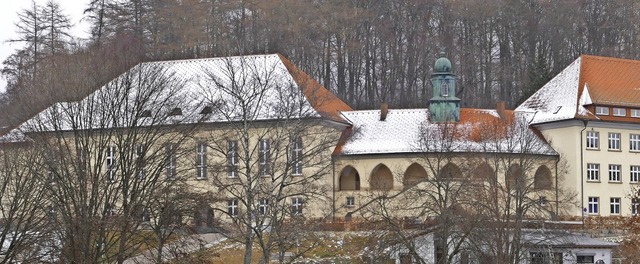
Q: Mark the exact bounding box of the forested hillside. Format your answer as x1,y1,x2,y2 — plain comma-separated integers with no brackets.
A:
2,0,640,129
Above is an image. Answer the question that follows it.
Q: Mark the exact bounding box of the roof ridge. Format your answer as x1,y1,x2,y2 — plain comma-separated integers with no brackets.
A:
143,53,280,66
582,54,640,65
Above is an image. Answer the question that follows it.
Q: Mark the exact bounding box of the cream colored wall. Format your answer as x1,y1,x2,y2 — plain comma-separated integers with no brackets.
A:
538,120,640,217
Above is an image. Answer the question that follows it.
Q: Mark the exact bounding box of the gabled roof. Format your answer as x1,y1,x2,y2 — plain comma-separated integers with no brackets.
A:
9,54,351,135
517,55,640,124
336,108,556,156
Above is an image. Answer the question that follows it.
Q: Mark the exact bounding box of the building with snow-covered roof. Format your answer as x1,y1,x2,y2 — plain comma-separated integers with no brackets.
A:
517,55,640,217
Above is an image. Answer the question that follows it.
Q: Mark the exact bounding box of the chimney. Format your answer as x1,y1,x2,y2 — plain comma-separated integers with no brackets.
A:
496,101,506,120
380,102,389,121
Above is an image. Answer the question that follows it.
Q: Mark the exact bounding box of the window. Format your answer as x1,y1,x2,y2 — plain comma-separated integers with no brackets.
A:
611,197,621,214
227,140,238,178
165,144,177,179
609,164,621,182
530,252,563,264
613,108,626,116
196,142,207,179
633,198,639,215
105,203,116,217
135,144,146,179
258,198,269,215
291,197,303,215
586,131,599,149
228,199,238,217
608,133,621,150
106,146,116,182
632,109,640,118
577,255,594,263
168,107,182,116
588,197,599,214
631,166,640,183
291,137,303,175
346,196,355,207
587,163,600,181
259,139,270,176
441,80,449,97
595,106,609,115
631,134,640,151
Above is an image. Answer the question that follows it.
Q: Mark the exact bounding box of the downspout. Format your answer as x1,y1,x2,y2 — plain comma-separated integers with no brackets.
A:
580,120,588,227
555,156,560,219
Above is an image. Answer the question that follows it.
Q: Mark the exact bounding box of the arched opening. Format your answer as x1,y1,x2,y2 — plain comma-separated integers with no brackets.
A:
439,163,462,180
370,164,394,190
339,166,360,190
534,165,552,190
404,163,428,187
506,164,525,189
473,162,494,181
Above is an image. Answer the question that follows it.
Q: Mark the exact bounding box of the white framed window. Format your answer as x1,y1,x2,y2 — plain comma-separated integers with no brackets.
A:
608,133,621,150
633,198,639,215
587,163,600,181
196,142,207,179
609,164,621,182
613,108,626,117
227,140,238,178
631,166,640,183
291,137,303,175
595,106,609,115
586,131,599,149
632,109,640,118
291,197,303,215
631,134,640,151
228,199,238,217
135,144,146,179
259,139,270,176
610,197,621,214
106,146,116,182
165,144,177,179
346,196,355,207
258,198,269,215
588,197,599,214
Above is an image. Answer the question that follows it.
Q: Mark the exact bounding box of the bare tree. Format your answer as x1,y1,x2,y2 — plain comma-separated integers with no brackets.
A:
197,55,341,264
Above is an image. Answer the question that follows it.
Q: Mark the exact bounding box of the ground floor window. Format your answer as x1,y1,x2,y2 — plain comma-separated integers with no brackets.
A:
346,196,355,207
588,197,599,214
577,255,594,263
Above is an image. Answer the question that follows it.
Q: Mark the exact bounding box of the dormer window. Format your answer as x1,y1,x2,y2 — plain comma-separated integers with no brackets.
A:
632,109,640,118
200,106,212,115
595,106,609,116
613,108,626,117
168,107,182,116
139,110,152,118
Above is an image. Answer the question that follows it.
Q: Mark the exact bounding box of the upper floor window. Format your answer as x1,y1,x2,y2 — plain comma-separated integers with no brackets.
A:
259,139,270,176
631,134,640,151
165,144,177,179
291,137,303,176
609,164,621,182
441,80,449,97
258,198,269,215
227,140,238,178
632,109,640,118
135,144,146,179
586,131,599,149
608,133,621,150
196,142,207,179
632,165,640,183
587,163,600,181
595,106,609,115
106,146,116,182
613,108,626,117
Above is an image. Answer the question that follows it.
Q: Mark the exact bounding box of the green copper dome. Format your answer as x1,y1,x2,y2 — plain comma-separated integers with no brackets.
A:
434,51,452,73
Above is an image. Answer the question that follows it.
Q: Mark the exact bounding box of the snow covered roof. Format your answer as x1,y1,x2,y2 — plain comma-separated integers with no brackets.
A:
522,229,618,248
11,54,351,134
336,108,557,156
516,55,640,124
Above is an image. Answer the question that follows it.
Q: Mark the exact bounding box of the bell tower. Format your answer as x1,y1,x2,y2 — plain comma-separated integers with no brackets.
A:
429,50,460,122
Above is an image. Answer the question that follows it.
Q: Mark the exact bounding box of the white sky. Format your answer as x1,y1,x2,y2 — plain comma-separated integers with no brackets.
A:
0,0,90,93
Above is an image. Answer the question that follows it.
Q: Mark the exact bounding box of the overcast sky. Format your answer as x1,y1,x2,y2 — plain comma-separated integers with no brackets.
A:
0,0,90,93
